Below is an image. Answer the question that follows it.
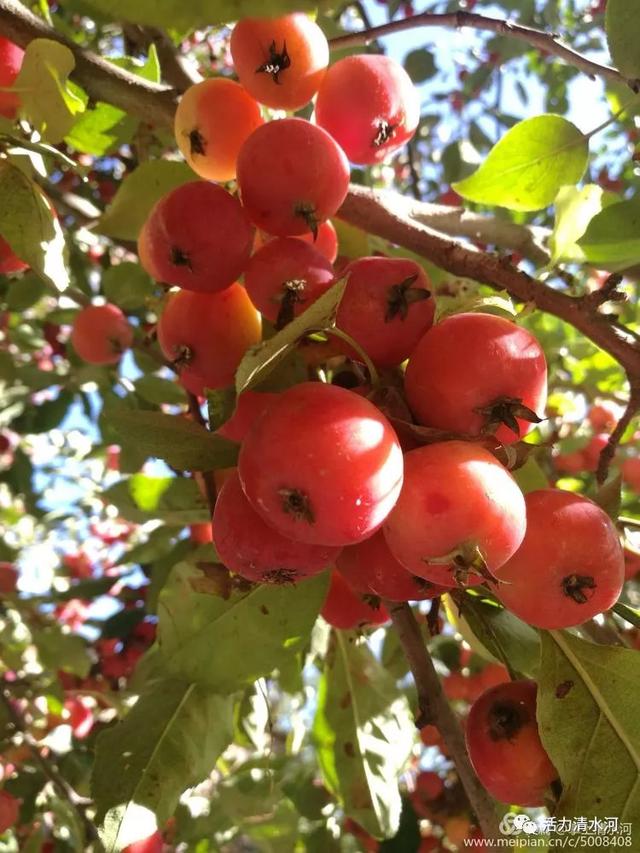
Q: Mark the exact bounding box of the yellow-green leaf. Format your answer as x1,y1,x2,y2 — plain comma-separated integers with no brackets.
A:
538,631,640,833
606,0,640,79
0,162,68,291
15,39,85,143
453,115,589,212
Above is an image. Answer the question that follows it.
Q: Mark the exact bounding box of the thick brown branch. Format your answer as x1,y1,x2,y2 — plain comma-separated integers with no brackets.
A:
400,193,551,267
338,185,640,379
385,602,501,840
329,10,630,90
0,0,177,128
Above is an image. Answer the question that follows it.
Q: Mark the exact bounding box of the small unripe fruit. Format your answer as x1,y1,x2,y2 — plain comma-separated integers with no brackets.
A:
230,14,329,110
71,304,133,365
174,78,264,181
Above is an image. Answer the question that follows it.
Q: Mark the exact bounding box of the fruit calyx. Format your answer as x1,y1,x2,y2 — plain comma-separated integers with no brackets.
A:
275,278,308,329
427,541,495,586
475,395,543,437
488,699,529,742
278,487,315,524
294,202,319,239
384,273,430,322
372,118,397,148
188,128,206,156
256,40,291,85
170,344,193,369
262,567,298,584
170,245,193,270
561,573,597,604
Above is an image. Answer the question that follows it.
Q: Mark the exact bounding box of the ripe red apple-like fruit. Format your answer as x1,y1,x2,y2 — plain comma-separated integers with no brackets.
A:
0,36,25,118
237,118,350,238
157,285,261,392
138,181,254,293
315,54,420,164
174,78,264,181
71,304,133,365
404,313,547,444
466,680,558,806
239,382,404,547
496,489,624,629
230,14,329,111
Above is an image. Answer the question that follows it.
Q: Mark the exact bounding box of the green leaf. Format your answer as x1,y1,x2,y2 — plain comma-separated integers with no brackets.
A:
403,49,437,83
313,632,414,840
103,476,210,524
33,626,91,678
577,197,640,269
102,263,156,310
93,678,234,851
206,388,237,433
134,375,187,406
453,115,589,212
14,39,85,143
538,631,640,830
5,273,46,311
606,0,640,79
235,276,348,394
0,163,68,291
79,0,326,30
108,409,238,471
97,161,196,241
157,562,328,691
550,184,614,264
452,592,541,677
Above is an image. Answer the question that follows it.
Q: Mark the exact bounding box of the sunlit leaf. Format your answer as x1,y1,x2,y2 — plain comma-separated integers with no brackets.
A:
453,115,588,211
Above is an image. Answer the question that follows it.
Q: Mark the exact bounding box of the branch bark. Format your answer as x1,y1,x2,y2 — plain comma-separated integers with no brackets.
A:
329,10,632,91
0,0,176,128
338,184,640,379
385,602,501,841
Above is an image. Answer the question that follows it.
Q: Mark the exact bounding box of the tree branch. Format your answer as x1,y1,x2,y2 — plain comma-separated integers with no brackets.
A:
394,191,551,267
338,184,640,379
329,10,632,91
0,0,176,128
0,686,101,847
597,378,640,483
385,602,501,841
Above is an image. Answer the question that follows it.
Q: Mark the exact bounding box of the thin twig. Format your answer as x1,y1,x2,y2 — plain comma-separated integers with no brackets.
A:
329,11,633,91
0,686,102,847
186,391,217,516
597,379,640,483
385,602,501,840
